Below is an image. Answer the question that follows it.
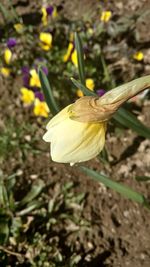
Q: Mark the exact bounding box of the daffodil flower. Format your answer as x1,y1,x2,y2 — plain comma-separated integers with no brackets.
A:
43,104,106,163
43,75,150,164
4,48,12,65
39,32,52,51
20,87,35,104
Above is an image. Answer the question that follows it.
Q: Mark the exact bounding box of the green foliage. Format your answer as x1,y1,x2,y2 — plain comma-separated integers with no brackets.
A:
74,33,150,208
38,67,60,115
0,175,86,266
0,120,40,163
0,171,45,245
81,167,150,209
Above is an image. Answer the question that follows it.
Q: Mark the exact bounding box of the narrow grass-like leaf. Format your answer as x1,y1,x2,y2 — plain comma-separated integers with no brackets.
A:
38,67,60,115
74,32,86,85
135,176,150,182
17,200,43,216
98,146,109,164
0,221,9,245
114,107,150,139
0,182,9,208
81,166,150,209
19,179,45,207
71,77,96,96
0,3,10,21
7,0,20,22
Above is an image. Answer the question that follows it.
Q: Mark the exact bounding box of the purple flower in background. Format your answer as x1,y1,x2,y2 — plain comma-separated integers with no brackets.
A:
22,66,30,87
35,91,44,101
96,89,106,97
7,38,17,49
46,6,54,15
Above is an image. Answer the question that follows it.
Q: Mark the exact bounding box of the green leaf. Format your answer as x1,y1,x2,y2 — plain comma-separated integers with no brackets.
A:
74,32,86,85
71,77,96,96
0,182,9,209
135,176,150,182
114,107,150,139
17,200,43,216
7,0,21,23
38,67,60,115
98,146,109,164
0,221,9,245
19,179,45,207
81,166,150,209
0,3,10,22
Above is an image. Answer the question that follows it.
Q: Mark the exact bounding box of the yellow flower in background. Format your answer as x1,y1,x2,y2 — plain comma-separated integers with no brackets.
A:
14,23,24,33
76,78,95,97
20,87,35,104
41,7,48,26
76,89,84,97
86,78,95,91
33,98,49,118
69,32,74,42
133,51,144,61
87,28,94,35
100,11,112,22
52,7,58,18
4,48,12,65
39,32,52,51
29,69,41,88
71,50,78,67
63,43,74,62
0,67,11,77
43,104,106,163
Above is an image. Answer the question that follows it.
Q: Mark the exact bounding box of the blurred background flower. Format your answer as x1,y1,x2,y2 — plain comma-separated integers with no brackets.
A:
96,89,106,97
20,87,35,104
133,51,144,61
39,32,52,51
7,37,17,49
76,78,95,97
4,48,12,64
100,11,112,22
0,67,11,77
33,98,49,117
29,69,41,88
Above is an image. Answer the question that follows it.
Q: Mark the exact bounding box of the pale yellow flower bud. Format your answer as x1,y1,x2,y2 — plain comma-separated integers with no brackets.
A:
43,75,150,164
71,75,150,123
43,105,106,164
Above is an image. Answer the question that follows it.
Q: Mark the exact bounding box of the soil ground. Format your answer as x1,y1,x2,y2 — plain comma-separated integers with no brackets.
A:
0,0,150,266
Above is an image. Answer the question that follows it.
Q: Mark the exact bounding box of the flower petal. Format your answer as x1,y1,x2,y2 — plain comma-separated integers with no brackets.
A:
43,106,106,163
